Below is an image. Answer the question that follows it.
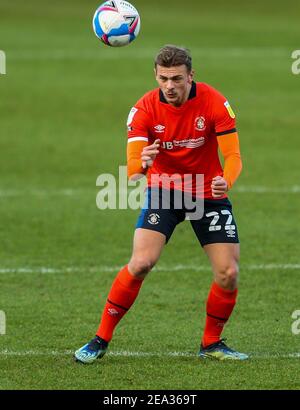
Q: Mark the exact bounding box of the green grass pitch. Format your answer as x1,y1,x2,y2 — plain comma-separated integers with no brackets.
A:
0,0,300,390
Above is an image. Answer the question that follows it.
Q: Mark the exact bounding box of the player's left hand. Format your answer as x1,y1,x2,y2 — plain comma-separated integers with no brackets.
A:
211,176,228,198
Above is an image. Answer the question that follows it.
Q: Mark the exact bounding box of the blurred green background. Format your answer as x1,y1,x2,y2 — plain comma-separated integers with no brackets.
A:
0,0,299,390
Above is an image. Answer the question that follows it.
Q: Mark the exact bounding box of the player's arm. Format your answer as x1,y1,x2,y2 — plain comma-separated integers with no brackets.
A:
127,138,148,180
127,138,161,180
217,131,242,190
210,88,242,197
126,101,161,180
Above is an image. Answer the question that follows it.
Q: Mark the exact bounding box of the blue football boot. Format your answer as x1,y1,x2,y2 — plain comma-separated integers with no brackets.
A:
74,336,108,364
199,339,249,361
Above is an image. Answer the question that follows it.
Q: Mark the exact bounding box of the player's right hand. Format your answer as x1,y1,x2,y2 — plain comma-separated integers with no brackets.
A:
141,139,160,169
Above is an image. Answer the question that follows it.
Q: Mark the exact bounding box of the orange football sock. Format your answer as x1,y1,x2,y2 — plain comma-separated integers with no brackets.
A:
202,282,238,348
96,265,144,342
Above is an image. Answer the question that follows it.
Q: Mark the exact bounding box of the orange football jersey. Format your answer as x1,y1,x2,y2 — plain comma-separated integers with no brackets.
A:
127,82,237,198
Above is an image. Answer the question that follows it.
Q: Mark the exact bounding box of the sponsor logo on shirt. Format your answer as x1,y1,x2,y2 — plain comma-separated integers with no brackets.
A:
174,136,205,148
127,107,138,126
162,136,205,150
224,101,235,119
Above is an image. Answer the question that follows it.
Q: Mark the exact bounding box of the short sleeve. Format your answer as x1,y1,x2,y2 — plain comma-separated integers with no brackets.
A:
127,102,151,143
211,88,237,136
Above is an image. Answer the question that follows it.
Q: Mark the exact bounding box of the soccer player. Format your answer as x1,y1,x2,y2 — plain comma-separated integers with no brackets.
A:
75,45,248,363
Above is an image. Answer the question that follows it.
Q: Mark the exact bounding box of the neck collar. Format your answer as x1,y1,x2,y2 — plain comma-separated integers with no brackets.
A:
159,81,196,105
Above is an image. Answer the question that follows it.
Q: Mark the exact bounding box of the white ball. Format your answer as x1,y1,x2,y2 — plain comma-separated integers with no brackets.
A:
92,0,141,47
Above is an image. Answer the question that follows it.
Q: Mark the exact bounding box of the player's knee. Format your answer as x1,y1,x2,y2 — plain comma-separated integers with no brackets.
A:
128,257,155,277
226,265,239,280
217,264,239,289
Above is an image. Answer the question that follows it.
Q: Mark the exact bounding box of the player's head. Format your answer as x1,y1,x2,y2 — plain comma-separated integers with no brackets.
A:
154,45,194,107
155,45,192,73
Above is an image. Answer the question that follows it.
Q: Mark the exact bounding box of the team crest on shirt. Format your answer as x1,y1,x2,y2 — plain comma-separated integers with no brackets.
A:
195,116,206,131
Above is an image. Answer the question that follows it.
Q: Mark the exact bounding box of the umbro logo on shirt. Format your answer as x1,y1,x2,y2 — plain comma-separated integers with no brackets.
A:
154,124,165,133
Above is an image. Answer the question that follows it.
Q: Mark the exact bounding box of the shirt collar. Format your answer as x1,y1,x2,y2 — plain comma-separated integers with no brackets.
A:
159,81,196,104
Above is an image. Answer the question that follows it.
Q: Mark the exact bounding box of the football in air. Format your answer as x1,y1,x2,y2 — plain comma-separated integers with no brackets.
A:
92,0,141,47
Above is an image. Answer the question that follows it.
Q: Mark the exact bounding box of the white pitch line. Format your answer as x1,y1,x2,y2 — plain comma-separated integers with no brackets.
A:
0,189,88,198
235,186,300,193
0,350,299,359
1,264,300,275
0,186,300,198
7,47,290,61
